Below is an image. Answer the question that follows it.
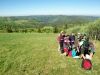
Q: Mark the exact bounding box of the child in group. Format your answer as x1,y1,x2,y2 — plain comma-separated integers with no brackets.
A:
69,32,75,50
78,36,86,59
63,35,70,56
74,38,80,54
72,45,80,58
72,46,76,57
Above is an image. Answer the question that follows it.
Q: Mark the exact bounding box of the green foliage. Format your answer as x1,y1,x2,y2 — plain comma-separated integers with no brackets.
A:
62,24,68,30
5,26,13,33
42,26,53,33
65,18,100,41
53,26,58,33
13,28,19,33
0,30,4,33
87,18,100,40
0,16,100,36
32,15,98,24
37,26,41,33
28,28,34,33
0,16,99,31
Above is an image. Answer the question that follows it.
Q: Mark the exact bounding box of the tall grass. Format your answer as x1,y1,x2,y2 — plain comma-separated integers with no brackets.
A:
0,33,100,75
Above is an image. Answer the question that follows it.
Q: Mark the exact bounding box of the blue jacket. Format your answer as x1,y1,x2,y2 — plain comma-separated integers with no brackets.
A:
69,35,75,41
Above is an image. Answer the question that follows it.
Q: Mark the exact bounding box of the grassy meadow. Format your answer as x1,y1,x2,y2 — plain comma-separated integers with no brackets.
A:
0,33,100,75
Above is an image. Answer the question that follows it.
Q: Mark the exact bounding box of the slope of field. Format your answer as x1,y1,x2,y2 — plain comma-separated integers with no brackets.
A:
0,33,100,75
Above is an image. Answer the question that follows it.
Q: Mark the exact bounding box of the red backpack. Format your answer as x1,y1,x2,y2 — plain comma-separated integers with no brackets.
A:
68,50,72,57
81,59,92,70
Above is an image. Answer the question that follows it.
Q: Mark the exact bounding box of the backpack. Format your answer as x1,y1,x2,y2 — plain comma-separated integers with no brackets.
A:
81,59,92,70
68,50,72,57
83,41,89,49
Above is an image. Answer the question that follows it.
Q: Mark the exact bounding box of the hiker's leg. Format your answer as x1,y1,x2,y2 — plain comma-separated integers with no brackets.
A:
60,41,64,54
70,42,74,50
90,48,95,58
58,42,60,51
80,54,86,59
80,48,85,59
60,47,64,54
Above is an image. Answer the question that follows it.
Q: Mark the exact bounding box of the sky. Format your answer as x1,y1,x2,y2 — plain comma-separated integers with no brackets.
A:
0,0,100,16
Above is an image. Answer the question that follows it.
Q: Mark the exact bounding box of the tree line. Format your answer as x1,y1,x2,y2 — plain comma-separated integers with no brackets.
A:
0,16,100,40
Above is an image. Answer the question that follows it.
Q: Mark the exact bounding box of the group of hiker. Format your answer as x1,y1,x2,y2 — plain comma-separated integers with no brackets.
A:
57,31,95,60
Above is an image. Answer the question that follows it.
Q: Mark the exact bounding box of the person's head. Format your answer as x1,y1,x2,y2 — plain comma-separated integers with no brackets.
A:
62,31,66,35
83,34,86,38
60,31,64,34
78,33,81,36
79,36,83,41
66,35,69,39
59,33,62,37
63,31,66,34
72,45,76,50
61,31,65,35
72,32,75,36
86,37,89,42
83,34,86,36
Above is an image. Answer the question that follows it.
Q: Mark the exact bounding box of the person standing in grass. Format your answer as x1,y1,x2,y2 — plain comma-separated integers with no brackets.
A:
63,35,70,56
57,31,66,54
69,32,75,50
57,33,62,51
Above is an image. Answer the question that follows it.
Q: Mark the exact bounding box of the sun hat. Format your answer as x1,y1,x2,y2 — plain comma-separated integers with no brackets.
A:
78,33,80,34
60,31,64,33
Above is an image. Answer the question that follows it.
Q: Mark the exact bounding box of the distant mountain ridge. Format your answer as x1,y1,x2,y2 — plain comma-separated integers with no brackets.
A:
0,15,99,23
0,15,99,30
29,15,99,23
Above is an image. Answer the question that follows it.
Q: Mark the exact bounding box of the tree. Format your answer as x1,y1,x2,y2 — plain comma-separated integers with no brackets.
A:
87,18,100,40
5,26,13,33
37,26,41,33
53,26,58,33
62,24,68,30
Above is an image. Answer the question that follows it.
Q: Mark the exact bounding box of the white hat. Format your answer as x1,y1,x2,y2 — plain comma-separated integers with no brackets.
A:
60,31,63,33
78,33,80,34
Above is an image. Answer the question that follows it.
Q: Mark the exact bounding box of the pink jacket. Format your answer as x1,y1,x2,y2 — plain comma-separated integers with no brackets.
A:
57,36,60,42
64,39,70,44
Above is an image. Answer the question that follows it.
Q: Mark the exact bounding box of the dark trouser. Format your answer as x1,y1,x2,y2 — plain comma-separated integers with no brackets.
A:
60,41,64,53
84,48,89,55
70,42,74,50
81,47,89,55
60,47,64,53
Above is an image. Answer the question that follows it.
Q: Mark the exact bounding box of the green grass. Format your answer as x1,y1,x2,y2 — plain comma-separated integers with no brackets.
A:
0,33,100,75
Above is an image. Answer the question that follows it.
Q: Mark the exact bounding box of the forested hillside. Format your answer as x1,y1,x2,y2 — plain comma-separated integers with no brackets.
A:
0,17,47,30
0,15,99,30
32,15,99,23
0,15,100,39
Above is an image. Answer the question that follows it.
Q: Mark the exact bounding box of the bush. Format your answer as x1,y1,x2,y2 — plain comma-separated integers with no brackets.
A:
5,26,13,33
53,26,58,33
